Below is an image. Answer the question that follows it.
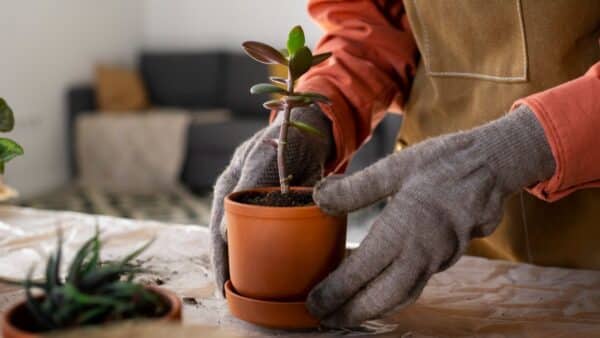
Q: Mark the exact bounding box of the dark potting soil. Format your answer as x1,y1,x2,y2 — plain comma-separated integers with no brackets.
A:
235,191,314,207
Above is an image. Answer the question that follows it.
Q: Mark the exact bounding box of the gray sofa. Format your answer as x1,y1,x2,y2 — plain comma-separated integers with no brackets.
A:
67,51,401,194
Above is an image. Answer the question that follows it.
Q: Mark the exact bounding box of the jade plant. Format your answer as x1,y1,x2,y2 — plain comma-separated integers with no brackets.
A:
0,98,23,173
242,25,332,194
0,230,167,331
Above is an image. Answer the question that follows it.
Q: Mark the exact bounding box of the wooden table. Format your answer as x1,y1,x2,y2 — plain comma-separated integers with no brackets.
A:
1,207,599,337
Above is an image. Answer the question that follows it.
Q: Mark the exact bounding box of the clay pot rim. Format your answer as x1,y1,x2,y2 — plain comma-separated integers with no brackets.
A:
1,285,181,338
225,186,326,219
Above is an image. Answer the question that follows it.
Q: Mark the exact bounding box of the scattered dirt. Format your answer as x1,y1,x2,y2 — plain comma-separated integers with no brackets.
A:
235,190,314,207
182,297,198,306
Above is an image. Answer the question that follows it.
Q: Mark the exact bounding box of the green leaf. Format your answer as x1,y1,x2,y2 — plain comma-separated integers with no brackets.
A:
263,99,285,111
282,95,311,106
25,268,56,329
242,41,288,65
120,238,155,265
289,120,325,138
269,76,288,86
67,232,100,284
289,46,312,80
0,98,15,132
0,138,23,165
75,306,110,325
250,83,287,95
297,92,332,105
287,25,305,56
45,229,63,293
312,52,332,66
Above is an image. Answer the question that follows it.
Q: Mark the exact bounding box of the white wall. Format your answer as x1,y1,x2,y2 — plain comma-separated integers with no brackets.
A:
2,1,322,198
142,1,323,51
0,1,143,198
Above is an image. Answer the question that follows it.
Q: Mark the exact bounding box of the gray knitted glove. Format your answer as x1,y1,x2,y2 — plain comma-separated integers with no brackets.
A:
210,105,333,296
307,105,555,327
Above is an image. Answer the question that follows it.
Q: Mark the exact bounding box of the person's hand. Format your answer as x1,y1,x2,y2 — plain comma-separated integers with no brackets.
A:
210,105,333,296
307,105,556,327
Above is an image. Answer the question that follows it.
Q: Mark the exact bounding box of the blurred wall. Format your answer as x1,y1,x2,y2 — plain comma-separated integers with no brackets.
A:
2,1,323,198
142,1,323,51
0,1,143,198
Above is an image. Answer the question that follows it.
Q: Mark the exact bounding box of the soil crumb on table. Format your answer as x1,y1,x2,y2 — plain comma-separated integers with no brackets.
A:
235,191,314,207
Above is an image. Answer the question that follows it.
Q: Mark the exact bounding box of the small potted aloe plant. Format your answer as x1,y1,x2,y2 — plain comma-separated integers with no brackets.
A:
0,231,181,338
0,98,24,201
223,26,347,329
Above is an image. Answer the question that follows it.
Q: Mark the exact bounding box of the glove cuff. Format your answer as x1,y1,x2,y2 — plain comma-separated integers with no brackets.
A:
474,105,556,192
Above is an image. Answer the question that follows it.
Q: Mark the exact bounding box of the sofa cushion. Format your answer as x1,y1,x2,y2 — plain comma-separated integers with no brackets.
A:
95,64,150,112
140,52,224,108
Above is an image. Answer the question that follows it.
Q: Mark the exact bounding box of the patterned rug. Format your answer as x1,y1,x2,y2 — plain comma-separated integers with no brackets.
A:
20,184,211,226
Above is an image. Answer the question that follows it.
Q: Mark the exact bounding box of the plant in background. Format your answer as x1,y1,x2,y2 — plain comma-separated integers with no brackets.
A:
0,230,167,332
0,98,23,174
242,25,332,194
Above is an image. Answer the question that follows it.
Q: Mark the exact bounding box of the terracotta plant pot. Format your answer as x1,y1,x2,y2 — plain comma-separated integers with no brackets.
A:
225,187,347,301
1,285,181,338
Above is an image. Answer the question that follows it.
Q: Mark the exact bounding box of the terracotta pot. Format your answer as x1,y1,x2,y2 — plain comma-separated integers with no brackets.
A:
1,285,181,338
225,187,347,301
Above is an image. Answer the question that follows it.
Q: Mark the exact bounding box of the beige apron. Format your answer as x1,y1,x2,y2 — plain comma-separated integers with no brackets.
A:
399,0,600,269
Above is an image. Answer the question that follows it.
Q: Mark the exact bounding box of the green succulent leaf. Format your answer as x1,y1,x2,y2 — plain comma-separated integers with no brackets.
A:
242,41,288,65
297,92,332,105
311,52,332,66
289,46,312,80
250,83,287,95
289,120,325,138
81,234,101,276
45,229,63,293
0,138,23,172
287,25,305,56
269,76,288,86
76,306,111,325
282,95,312,107
63,282,124,307
25,268,56,329
263,99,285,111
0,98,15,132
67,232,100,284
121,238,155,265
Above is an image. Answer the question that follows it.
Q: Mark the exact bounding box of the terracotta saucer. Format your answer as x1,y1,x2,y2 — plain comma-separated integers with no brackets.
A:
224,280,319,329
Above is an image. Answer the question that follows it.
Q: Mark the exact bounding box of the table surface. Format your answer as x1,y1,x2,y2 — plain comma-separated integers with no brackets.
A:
1,206,599,337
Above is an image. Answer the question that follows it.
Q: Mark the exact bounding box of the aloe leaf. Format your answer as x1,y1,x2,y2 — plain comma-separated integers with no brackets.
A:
287,25,305,56
242,41,288,65
25,269,56,329
289,46,312,80
81,234,101,276
63,282,123,307
121,238,155,265
45,229,63,293
263,99,285,111
0,98,15,132
67,232,99,284
312,52,332,66
44,255,56,293
250,83,287,95
289,120,325,138
76,306,110,325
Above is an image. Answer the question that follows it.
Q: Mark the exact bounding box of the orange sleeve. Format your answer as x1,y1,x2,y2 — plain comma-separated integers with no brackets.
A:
513,62,600,202
297,0,418,172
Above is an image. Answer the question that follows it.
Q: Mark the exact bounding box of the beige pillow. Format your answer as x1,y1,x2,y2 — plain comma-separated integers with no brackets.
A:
95,65,149,112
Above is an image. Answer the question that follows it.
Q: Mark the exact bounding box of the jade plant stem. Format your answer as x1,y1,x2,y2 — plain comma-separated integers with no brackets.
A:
277,71,294,194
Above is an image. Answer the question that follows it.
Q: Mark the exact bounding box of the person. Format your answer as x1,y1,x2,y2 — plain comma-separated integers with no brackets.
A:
210,0,600,328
